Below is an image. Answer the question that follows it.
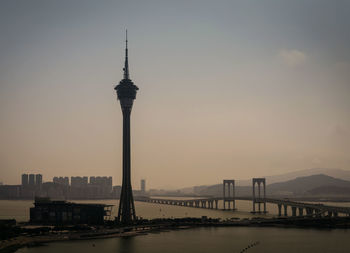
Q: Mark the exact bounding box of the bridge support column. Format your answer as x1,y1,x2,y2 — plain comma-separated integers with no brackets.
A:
306,208,313,216
215,200,218,209
258,182,261,213
283,205,288,216
252,178,267,213
278,204,282,216
292,206,297,217
263,182,266,212
298,208,304,216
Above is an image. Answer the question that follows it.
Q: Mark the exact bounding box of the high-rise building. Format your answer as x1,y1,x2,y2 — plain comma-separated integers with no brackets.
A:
21,174,29,186
28,174,35,185
53,177,69,185
141,179,146,194
89,176,96,184
71,176,88,187
35,174,43,185
115,31,138,224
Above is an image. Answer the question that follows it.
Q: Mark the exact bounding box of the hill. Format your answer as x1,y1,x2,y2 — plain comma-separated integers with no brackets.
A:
267,174,350,196
236,168,350,186
307,186,350,196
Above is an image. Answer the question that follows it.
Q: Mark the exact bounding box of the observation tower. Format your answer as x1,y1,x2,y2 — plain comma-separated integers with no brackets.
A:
114,31,138,224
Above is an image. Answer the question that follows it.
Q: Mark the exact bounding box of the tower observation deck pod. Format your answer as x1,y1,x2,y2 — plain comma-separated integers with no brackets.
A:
115,30,138,107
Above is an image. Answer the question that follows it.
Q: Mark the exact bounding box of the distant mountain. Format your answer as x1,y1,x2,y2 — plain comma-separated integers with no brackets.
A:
307,186,350,196
236,168,350,186
268,174,350,196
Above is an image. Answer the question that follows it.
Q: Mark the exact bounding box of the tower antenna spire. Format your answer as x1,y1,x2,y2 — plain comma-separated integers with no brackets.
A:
123,29,129,80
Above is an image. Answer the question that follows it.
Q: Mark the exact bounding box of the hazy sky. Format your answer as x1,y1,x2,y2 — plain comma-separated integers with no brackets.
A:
1,0,349,189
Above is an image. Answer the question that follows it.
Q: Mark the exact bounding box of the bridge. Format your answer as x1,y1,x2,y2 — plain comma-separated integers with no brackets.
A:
135,178,350,218
136,196,350,217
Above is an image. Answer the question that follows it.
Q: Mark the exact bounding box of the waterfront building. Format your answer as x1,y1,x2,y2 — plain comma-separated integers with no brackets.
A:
141,179,146,194
89,176,113,198
41,182,68,200
28,174,35,185
0,185,21,199
30,197,113,225
112,186,122,199
53,176,69,185
71,176,88,187
35,174,42,185
21,174,28,186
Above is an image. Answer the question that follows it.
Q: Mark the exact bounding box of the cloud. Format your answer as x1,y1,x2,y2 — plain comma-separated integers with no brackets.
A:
278,49,306,67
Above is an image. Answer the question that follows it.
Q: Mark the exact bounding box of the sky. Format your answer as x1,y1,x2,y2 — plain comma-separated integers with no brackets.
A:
0,0,350,189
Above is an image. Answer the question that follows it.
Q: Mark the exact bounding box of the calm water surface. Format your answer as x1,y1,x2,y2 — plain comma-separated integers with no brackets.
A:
1,200,350,252
15,227,350,253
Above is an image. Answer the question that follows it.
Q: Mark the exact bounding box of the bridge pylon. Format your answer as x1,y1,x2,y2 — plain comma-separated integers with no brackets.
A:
223,180,236,211
252,178,267,214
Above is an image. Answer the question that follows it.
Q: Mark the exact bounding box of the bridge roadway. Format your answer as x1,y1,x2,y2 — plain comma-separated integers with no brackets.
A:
135,196,350,217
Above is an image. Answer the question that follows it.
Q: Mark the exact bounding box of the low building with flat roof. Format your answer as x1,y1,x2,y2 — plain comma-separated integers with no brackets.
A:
30,197,113,225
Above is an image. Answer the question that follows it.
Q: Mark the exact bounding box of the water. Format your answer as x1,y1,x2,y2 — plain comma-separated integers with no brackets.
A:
15,227,350,253
0,199,274,222
1,200,350,252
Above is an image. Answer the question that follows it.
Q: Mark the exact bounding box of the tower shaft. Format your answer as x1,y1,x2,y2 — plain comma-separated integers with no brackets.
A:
117,107,136,223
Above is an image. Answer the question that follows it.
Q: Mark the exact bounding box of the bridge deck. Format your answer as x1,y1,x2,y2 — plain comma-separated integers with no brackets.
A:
135,196,350,215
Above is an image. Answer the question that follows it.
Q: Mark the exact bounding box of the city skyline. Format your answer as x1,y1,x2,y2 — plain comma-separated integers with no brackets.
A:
1,0,350,189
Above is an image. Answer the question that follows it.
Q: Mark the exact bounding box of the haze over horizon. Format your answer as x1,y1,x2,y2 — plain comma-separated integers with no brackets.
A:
1,0,350,189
